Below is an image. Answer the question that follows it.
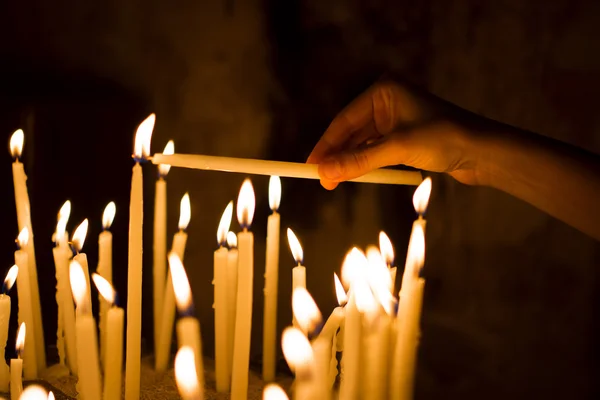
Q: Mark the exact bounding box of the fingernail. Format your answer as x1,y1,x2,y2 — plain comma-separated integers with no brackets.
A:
321,159,342,179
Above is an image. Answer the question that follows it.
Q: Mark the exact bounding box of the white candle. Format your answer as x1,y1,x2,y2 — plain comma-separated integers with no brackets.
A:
72,219,92,310
97,201,116,369
125,113,155,400
263,383,290,400
287,228,305,329
281,327,314,400
0,265,17,392
11,322,25,400
174,346,202,400
155,192,190,372
92,273,124,400
153,139,174,360
311,337,331,400
70,261,101,400
379,231,396,291
214,201,233,392
318,274,347,340
225,231,238,381
231,179,255,400
263,175,281,383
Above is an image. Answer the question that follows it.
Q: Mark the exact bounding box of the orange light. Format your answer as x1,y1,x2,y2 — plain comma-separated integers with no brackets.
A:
17,227,29,249
379,231,394,266
217,201,233,246
174,346,201,400
92,273,116,305
133,114,155,159
406,223,426,276
3,265,18,293
269,176,282,211
413,177,432,215
226,231,237,249
292,287,322,335
168,253,193,313
281,327,313,373
334,273,347,306
286,228,303,265
71,219,89,252
263,384,289,400
15,322,25,356
366,246,395,315
236,179,255,228
158,140,175,177
178,193,191,231
9,129,24,159
341,247,367,288
69,260,88,309
19,384,47,400
102,202,116,230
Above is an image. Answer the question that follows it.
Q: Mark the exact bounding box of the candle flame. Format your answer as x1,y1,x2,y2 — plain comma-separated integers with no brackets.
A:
92,273,115,305
9,129,24,159
263,384,289,400
366,246,395,314
379,231,394,266
286,228,303,265
292,287,322,335
69,260,88,308
174,346,201,400
334,273,347,306
178,193,191,231
58,200,72,223
102,202,116,230
19,384,48,399
48,390,55,400
413,177,432,215
236,179,255,228
16,322,25,354
354,275,378,315
158,140,175,177
407,223,426,275
72,219,89,252
227,231,237,249
3,265,18,292
17,227,29,249
341,247,367,288
281,326,313,372
268,176,282,211
217,201,233,246
168,253,193,312
133,113,155,159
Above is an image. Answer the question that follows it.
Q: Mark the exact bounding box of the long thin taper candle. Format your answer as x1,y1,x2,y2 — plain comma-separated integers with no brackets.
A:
0,266,17,392
98,202,116,370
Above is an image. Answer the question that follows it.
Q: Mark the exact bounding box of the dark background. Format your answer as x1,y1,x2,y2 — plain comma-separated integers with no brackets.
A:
1,0,600,399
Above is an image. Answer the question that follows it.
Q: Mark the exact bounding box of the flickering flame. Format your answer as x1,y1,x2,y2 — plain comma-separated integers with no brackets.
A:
17,227,29,249
72,219,89,252
269,176,282,211
16,322,25,355
92,273,115,305
48,390,55,400
168,253,193,313
227,231,237,249
178,193,191,231
69,260,88,308
9,129,24,159
407,223,426,274
19,384,47,399
292,287,322,335
58,200,72,223
379,231,394,266
236,179,255,228
281,326,314,372
286,228,303,265
341,247,367,288
102,202,116,230
354,276,378,315
174,346,201,400
263,384,289,400
413,177,432,215
366,246,395,314
334,273,347,306
158,140,175,177
3,265,18,292
133,113,155,159
217,201,233,246
55,201,71,244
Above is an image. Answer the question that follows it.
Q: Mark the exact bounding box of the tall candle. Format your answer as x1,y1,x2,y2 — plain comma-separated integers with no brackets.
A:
155,192,190,372
214,201,233,392
174,346,202,400
97,202,116,369
0,265,18,391
287,228,305,329
125,113,155,400
92,273,124,400
226,231,238,381
281,327,314,400
11,322,25,400
379,231,396,291
231,179,255,400
263,175,281,382
72,219,92,310
153,139,174,359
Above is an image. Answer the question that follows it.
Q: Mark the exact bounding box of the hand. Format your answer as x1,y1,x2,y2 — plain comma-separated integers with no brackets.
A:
307,79,482,189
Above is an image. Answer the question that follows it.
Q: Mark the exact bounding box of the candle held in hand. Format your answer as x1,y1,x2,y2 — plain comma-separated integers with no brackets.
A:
11,322,25,400
0,265,18,392
97,201,116,369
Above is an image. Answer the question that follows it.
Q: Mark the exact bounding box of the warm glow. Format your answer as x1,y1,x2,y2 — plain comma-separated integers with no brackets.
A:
379,231,394,266
236,179,255,228
263,384,289,400
133,113,155,159
217,201,233,246
366,246,395,314
413,176,432,214
48,390,55,400
9,129,24,159
178,193,191,231
17,227,29,249
281,326,314,372
292,287,322,335
227,231,237,249
55,200,71,243
286,228,303,265
407,223,426,275
72,219,89,252
158,140,175,177
92,273,115,305
59,200,71,223
334,273,347,306
268,176,282,211
3,265,18,292
175,346,201,400
341,247,367,288
16,322,25,355
168,253,193,312
69,260,88,308
354,276,378,315
19,384,47,400
102,201,116,230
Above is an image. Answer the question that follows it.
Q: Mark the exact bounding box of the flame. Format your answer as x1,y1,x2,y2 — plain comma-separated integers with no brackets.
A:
217,201,233,246
263,384,289,400
286,228,303,265
341,247,367,288
174,346,201,400
48,390,55,400
92,273,115,305
19,384,48,400
269,176,282,211
69,260,88,308
236,179,255,228
292,287,322,335
407,223,426,275
413,177,432,215
281,326,314,372
354,276,378,315
72,219,89,252
379,231,394,266
9,129,24,159
58,200,71,223
227,231,237,249
133,113,155,159
168,253,193,312
178,193,191,231
158,140,175,177
17,227,29,249
55,201,71,244
366,246,395,314
334,273,347,306
102,202,116,230
4,265,18,292
16,322,25,354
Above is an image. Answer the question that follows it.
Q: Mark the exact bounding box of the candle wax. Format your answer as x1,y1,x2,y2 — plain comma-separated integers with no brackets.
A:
176,316,204,398
213,246,229,392
97,230,112,369
291,265,306,329
226,248,238,381
312,337,332,400
153,178,167,359
10,358,23,400
262,211,280,382
362,313,392,400
53,246,78,375
339,292,360,400
14,249,38,379
76,314,102,400
104,306,124,400
0,295,10,391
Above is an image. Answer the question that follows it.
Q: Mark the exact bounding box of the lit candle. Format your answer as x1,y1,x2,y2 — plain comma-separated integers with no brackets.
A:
174,346,202,400
281,327,315,400
263,383,289,400
97,201,116,369
230,179,255,400
14,228,38,379
287,228,305,329
155,192,190,372
9,129,46,374
125,113,155,400
226,231,238,381
379,232,396,291
214,201,233,392
0,265,18,392
92,273,124,400
11,322,25,400
169,254,204,396
263,175,281,382
70,261,101,400
153,139,174,359
71,219,92,310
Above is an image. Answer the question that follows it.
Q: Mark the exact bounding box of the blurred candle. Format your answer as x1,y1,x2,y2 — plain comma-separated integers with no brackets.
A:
379,231,396,291
11,322,25,400
319,273,347,389
291,288,321,337
125,114,154,400
71,219,92,309
231,179,255,400
0,265,18,391
20,385,48,400
174,346,202,400
282,327,314,400
225,231,238,381
263,383,289,400
287,228,305,329
97,201,116,369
